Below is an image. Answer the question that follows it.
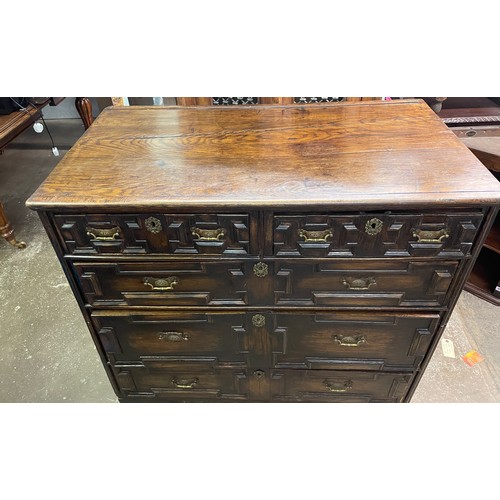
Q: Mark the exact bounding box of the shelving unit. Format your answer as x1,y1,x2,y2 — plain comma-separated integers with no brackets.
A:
464,212,500,305
428,97,500,306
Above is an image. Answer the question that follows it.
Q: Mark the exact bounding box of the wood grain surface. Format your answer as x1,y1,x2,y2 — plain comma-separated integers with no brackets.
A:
26,100,500,210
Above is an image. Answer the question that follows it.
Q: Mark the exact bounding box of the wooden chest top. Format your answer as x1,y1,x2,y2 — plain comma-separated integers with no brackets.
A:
26,100,500,210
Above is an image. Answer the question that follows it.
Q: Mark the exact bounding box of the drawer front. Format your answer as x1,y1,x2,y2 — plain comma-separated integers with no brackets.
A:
73,260,269,307
270,369,413,402
269,311,440,371
53,213,253,256
112,359,254,401
273,211,484,258
92,311,269,368
273,259,459,308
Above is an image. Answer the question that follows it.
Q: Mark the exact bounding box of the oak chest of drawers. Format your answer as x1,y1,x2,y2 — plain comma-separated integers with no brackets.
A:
27,100,500,402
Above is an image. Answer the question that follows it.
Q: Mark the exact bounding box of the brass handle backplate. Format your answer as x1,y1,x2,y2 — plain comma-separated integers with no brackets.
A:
413,228,449,243
159,331,189,342
143,276,179,291
298,229,333,243
192,227,226,241
343,277,376,290
324,379,353,393
333,335,366,347
172,377,199,389
86,226,121,241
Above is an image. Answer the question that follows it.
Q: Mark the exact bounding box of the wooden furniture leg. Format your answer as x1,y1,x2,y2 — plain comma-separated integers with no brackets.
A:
0,201,26,249
75,98,94,129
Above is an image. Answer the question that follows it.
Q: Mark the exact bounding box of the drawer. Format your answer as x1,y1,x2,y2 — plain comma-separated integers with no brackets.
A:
273,259,459,308
53,213,253,256
111,359,253,401
273,211,484,258
93,310,439,372
268,311,440,371
92,311,269,368
73,260,269,307
270,369,413,402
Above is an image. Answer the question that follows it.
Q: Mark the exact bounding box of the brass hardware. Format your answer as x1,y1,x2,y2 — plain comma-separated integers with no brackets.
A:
343,277,376,290
253,262,268,278
365,218,383,235
333,335,366,347
145,216,162,234
253,369,265,379
252,314,266,327
172,377,199,389
298,228,333,243
159,331,189,342
412,228,449,243
324,379,352,393
86,226,121,240
192,227,225,241
143,276,179,291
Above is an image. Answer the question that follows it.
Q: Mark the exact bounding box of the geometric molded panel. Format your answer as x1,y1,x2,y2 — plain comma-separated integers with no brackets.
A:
111,360,250,400
272,210,484,258
92,311,251,366
73,261,250,307
269,312,440,371
53,212,252,256
273,260,459,308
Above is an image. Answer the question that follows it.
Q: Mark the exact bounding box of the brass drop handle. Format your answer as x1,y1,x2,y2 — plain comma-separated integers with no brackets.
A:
192,227,226,241
172,377,199,389
324,379,353,393
343,277,376,290
159,331,189,342
143,276,179,291
333,335,366,347
298,229,333,243
413,228,449,243
86,226,121,241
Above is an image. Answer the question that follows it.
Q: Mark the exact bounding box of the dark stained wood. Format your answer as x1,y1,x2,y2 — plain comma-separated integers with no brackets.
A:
26,101,500,210
0,201,26,248
273,210,484,258
75,97,93,129
26,100,500,402
484,215,500,253
463,248,500,305
53,212,253,256
270,369,412,402
0,103,43,150
92,310,253,364
268,311,440,371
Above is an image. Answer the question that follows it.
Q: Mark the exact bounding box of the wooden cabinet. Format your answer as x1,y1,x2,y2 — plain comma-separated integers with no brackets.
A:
26,100,500,402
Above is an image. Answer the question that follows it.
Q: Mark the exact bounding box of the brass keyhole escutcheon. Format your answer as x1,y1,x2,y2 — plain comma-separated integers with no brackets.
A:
252,314,266,327
365,218,383,235
253,262,268,278
145,216,162,234
254,369,265,379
